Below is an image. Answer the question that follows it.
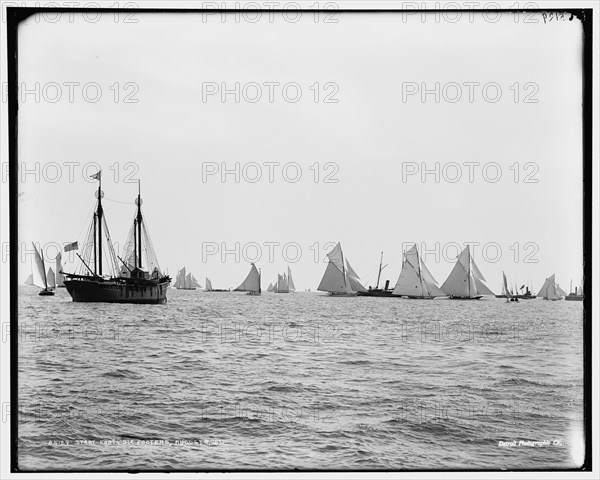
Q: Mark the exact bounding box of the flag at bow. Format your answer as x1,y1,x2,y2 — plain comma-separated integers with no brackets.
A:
90,171,101,181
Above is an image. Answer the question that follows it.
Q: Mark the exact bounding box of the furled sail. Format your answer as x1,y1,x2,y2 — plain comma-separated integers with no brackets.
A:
47,267,56,289
235,264,260,292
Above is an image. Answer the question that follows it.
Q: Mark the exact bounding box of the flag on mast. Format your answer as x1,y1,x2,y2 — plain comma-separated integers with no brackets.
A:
90,171,101,181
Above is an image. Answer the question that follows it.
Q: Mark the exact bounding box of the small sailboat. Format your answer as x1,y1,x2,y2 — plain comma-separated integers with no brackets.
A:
317,242,357,296
501,271,520,302
47,267,56,290
537,274,566,301
32,243,54,296
55,252,66,287
234,263,261,295
357,252,391,296
205,277,229,292
173,267,202,290
287,267,296,293
495,275,535,299
565,278,584,301
391,244,446,299
266,282,275,292
440,245,495,299
275,273,289,293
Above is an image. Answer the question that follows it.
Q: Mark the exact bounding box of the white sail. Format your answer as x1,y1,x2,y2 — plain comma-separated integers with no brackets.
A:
345,258,367,292
345,273,356,294
441,246,475,297
235,264,260,292
56,252,64,287
537,274,563,300
283,272,289,290
205,277,213,291
173,269,181,288
326,242,345,272
24,274,34,286
47,268,56,289
393,246,426,296
32,243,48,288
191,274,202,288
317,261,347,293
502,272,511,300
419,258,446,297
287,267,296,292
345,259,360,279
556,284,568,297
267,282,274,292
474,277,495,296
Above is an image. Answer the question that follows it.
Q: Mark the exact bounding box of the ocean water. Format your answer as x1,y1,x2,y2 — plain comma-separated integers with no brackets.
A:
16,286,585,471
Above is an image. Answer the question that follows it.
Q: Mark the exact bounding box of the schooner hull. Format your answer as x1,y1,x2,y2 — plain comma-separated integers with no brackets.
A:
64,278,170,304
495,294,537,299
565,295,583,301
447,295,483,300
357,290,394,297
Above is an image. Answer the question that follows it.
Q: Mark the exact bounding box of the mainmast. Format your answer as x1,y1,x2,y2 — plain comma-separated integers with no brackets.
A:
137,180,142,269
376,251,383,289
97,172,103,276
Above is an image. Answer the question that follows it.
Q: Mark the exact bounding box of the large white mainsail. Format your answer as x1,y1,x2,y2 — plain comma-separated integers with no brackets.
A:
235,263,261,293
205,277,213,291
287,267,296,292
441,245,493,298
55,252,65,287
47,267,56,289
317,242,355,295
393,244,445,297
32,243,48,289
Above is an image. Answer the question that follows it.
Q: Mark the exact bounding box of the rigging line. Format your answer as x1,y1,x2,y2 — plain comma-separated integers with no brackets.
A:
103,197,135,205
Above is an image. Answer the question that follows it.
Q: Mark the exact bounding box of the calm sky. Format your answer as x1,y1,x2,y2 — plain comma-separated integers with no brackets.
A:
15,9,584,292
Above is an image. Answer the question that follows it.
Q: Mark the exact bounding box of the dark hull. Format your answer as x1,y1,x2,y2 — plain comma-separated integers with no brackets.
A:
177,287,196,290
64,277,170,304
495,294,537,299
357,289,394,297
206,290,230,292
391,295,438,299
39,289,55,296
565,295,583,301
448,295,483,300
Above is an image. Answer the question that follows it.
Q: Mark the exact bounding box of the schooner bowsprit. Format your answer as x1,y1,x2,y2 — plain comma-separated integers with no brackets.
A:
63,172,171,304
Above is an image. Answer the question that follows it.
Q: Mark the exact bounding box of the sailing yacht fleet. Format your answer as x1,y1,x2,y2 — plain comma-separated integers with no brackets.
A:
25,173,583,304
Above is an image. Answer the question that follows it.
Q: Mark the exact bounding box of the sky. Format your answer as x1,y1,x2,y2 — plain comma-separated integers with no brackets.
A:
14,9,585,293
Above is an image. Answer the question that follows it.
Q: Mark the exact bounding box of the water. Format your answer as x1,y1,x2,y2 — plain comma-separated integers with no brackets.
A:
17,287,584,470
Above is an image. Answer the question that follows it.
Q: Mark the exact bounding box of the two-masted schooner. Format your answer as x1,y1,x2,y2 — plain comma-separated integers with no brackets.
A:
173,267,202,290
391,244,446,299
234,263,261,295
63,172,171,304
440,245,495,299
317,243,357,296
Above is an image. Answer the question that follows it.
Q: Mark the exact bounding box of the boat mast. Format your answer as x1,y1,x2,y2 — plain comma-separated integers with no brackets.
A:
376,251,383,289
41,247,48,289
97,173,103,276
93,212,97,275
133,219,137,269
415,248,425,297
137,180,142,269
340,246,348,290
259,268,262,293
467,247,471,298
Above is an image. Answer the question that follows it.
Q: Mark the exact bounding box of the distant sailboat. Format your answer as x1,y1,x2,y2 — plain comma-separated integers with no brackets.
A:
392,244,446,299
55,252,65,287
205,277,229,292
317,243,356,296
173,267,202,290
440,245,495,299
235,263,261,295
537,274,566,301
275,273,289,293
266,282,275,292
287,267,296,293
32,243,54,296
496,273,535,299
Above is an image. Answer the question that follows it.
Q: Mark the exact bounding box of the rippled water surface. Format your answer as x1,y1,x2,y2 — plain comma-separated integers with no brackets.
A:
17,286,585,470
